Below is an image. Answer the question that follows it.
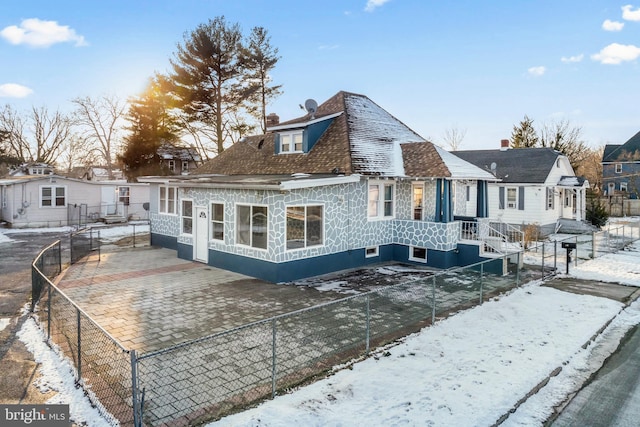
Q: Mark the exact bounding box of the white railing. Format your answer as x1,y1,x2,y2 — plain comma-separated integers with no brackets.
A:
459,219,524,255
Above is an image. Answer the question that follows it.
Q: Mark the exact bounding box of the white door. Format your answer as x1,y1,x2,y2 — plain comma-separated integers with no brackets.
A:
194,206,209,263
101,186,117,215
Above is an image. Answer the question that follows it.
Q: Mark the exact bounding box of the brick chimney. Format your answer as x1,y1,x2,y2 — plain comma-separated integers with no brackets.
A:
500,139,510,151
266,113,280,127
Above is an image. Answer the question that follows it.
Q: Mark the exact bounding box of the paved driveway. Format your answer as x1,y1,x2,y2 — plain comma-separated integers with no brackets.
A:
57,247,349,353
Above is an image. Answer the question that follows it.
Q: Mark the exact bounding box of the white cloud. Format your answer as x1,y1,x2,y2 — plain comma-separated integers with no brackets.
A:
602,19,624,31
318,44,340,50
0,83,33,98
0,18,87,48
622,4,640,21
561,54,584,63
365,0,391,12
527,66,546,77
591,43,640,64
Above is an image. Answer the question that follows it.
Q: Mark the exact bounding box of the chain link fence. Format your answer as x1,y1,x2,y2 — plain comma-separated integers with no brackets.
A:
30,220,639,426
133,254,524,426
31,224,151,426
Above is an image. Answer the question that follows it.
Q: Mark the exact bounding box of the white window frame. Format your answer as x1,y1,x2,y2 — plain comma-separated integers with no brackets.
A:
563,190,573,208
546,187,555,210
118,186,130,205
286,204,324,251
368,180,395,220
620,182,628,192
159,185,178,215
615,163,622,173
182,161,189,172
181,199,193,235
211,202,224,241
365,246,379,258
236,204,268,250
412,183,424,220
506,187,517,209
279,131,303,153
40,185,67,208
409,246,427,263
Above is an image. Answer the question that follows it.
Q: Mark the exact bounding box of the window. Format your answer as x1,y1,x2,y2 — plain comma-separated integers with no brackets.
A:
615,163,622,173
237,205,268,249
182,161,189,172
211,203,224,241
621,182,628,192
159,186,177,214
41,186,66,207
409,246,427,263
365,246,379,258
118,186,130,206
546,187,554,210
279,131,303,153
181,200,193,234
368,181,395,219
168,160,175,172
412,185,423,220
286,205,324,250
564,190,572,208
507,188,517,209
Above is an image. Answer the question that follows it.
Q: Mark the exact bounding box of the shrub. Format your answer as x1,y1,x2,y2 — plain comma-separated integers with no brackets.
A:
586,198,609,228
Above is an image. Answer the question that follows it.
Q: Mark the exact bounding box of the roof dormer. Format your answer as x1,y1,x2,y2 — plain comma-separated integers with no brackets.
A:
270,112,342,155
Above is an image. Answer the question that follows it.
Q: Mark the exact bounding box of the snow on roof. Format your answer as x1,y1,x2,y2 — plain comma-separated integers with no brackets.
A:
345,93,425,176
434,145,498,180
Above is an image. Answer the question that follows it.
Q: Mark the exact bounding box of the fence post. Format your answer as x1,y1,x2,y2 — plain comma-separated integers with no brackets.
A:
69,233,74,264
271,319,277,398
553,240,557,272
47,281,51,340
541,242,545,278
431,276,436,324
133,223,136,248
76,308,82,380
592,231,596,259
57,241,62,274
516,251,521,286
479,263,484,305
130,350,141,427
365,295,370,356
574,236,578,267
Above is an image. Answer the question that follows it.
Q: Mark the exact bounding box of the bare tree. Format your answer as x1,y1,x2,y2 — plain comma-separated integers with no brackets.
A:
575,145,604,193
539,119,589,171
72,94,127,179
59,134,98,174
0,105,71,165
442,125,467,151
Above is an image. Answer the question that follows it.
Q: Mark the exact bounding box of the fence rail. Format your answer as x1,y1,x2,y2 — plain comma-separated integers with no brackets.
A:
30,221,639,427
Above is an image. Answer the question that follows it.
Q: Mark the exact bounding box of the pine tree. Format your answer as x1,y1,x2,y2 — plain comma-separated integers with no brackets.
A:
510,115,538,148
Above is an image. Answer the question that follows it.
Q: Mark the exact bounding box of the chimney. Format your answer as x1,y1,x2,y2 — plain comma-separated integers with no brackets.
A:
500,139,509,151
266,113,280,127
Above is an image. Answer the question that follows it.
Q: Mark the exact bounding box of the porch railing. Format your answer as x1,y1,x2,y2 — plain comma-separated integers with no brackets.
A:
459,219,524,255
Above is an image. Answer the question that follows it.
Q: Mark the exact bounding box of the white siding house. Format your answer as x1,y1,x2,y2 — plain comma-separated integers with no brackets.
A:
0,175,149,228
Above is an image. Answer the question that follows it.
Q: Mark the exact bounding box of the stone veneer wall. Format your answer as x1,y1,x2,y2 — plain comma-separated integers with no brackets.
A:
150,179,464,263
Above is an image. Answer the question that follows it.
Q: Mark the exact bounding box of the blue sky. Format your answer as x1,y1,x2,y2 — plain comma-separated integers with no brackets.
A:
1,0,639,150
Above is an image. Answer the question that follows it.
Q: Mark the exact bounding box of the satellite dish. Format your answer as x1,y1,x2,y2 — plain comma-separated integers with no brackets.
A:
304,99,318,117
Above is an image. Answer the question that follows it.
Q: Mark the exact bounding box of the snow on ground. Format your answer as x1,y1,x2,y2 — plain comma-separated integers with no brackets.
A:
0,317,10,332
13,231,640,427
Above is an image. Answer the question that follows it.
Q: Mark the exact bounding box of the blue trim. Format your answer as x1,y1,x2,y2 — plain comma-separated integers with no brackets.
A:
177,242,192,261
306,119,334,152
435,179,442,222
151,233,177,250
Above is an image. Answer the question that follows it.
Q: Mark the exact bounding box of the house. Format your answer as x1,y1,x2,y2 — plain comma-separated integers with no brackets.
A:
139,91,505,283
602,130,640,199
0,174,149,228
454,140,589,235
66,166,125,181
158,142,202,175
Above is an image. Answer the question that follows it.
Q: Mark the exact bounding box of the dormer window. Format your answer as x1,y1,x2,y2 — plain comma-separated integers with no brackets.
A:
280,131,303,153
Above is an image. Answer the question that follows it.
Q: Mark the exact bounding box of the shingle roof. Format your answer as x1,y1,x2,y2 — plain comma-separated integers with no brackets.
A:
195,91,491,180
453,148,562,184
602,130,640,162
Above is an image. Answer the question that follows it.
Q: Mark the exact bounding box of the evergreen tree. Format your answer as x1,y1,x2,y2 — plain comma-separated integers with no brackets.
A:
119,76,181,181
169,16,247,155
510,115,538,148
240,26,282,134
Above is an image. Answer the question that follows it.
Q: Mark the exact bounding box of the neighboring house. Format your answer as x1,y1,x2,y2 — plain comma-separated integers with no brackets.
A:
602,130,640,199
0,175,149,228
454,141,589,235
9,163,55,177
66,166,125,181
158,142,202,175
140,91,507,283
